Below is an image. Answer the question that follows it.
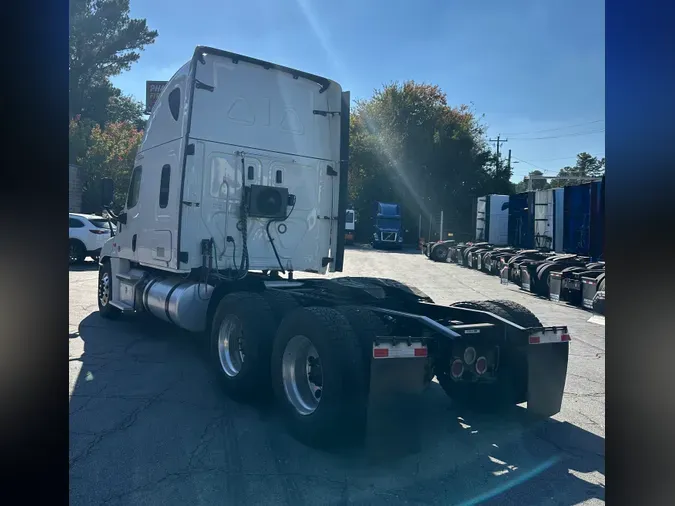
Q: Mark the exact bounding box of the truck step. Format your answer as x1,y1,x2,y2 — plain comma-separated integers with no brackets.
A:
109,301,135,313
116,271,146,282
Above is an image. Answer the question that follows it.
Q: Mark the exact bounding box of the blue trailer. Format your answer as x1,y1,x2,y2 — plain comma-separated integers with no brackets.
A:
372,201,404,249
507,192,536,249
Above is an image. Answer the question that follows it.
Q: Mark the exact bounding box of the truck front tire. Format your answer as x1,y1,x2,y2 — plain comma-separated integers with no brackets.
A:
210,292,277,401
271,306,368,448
97,261,121,320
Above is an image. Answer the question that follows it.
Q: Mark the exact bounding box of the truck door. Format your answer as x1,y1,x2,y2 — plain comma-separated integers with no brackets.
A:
116,164,144,261
136,141,183,269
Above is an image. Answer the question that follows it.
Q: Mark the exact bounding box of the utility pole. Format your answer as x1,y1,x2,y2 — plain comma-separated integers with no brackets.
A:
489,135,508,169
507,149,512,172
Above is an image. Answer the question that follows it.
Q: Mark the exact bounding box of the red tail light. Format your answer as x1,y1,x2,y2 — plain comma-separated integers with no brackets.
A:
373,348,389,358
451,359,464,379
414,347,428,357
89,229,107,235
475,356,487,375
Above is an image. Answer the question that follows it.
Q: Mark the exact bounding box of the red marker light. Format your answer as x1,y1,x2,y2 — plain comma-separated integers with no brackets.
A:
475,356,487,375
451,359,464,379
414,347,428,357
373,348,389,358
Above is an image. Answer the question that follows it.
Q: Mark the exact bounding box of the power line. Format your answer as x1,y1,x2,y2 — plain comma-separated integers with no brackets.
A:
527,152,605,163
503,119,605,137
488,135,508,165
511,128,605,141
511,156,543,170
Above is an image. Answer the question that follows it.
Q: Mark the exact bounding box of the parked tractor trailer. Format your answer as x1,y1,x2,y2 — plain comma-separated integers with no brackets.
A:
95,47,572,449
371,201,404,249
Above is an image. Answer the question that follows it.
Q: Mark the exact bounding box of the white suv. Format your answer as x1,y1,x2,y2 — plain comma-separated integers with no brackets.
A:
69,213,115,264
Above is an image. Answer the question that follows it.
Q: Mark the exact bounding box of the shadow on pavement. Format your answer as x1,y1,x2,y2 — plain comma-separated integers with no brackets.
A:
348,244,423,256
69,260,99,272
70,310,604,506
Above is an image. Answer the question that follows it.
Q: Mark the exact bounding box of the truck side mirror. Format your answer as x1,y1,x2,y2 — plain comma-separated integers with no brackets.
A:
101,178,114,208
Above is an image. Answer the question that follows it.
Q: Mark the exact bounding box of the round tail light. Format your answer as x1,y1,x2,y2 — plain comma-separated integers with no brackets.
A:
463,347,476,365
451,359,464,379
475,356,488,375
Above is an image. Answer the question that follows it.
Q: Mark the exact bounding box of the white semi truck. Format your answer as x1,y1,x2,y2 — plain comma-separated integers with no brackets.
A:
97,47,571,448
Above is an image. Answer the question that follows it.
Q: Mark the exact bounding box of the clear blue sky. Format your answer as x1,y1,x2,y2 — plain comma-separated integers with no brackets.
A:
112,0,605,182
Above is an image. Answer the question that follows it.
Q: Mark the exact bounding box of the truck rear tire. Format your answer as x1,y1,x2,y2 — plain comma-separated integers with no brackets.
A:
210,292,277,401
430,245,449,262
261,289,300,324
271,306,368,448
97,261,121,320
451,300,512,321
333,305,391,385
487,300,543,328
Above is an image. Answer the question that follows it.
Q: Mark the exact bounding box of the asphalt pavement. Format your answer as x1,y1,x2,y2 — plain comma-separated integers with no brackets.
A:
69,246,605,506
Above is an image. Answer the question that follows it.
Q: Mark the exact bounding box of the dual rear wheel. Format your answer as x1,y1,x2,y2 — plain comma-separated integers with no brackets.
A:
209,293,379,447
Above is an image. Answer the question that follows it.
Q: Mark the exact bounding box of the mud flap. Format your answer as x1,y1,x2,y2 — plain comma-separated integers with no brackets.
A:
527,342,569,417
520,265,532,292
549,272,562,302
581,277,599,309
365,349,427,461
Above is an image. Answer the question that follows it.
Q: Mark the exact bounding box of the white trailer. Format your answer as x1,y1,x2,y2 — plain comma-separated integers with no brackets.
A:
96,47,571,449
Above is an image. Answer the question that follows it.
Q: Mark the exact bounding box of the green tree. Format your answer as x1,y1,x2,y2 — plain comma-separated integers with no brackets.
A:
78,121,144,212
551,152,605,187
69,115,97,164
69,0,158,120
78,79,147,128
515,170,551,193
348,82,511,241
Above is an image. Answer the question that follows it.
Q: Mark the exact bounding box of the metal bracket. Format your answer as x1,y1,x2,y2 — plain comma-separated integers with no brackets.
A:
195,80,214,92
313,110,340,117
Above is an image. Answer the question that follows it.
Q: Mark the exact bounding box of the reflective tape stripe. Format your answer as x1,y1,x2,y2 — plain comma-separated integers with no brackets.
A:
529,331,571,345
373,342,427,359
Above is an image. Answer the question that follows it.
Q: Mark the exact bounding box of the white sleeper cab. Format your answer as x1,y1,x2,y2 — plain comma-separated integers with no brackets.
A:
95,47,572,450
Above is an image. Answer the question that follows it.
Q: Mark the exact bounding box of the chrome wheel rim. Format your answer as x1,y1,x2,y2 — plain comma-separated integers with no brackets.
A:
282,335,323,416
218,315,244,377
98,272,110,306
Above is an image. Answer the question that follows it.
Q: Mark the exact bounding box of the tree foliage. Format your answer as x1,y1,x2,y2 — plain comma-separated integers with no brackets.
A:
515,169,551,193
69,0,155,212
69,0,157,120
348,81,511,241
74,119,144,212
551,152,605,187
